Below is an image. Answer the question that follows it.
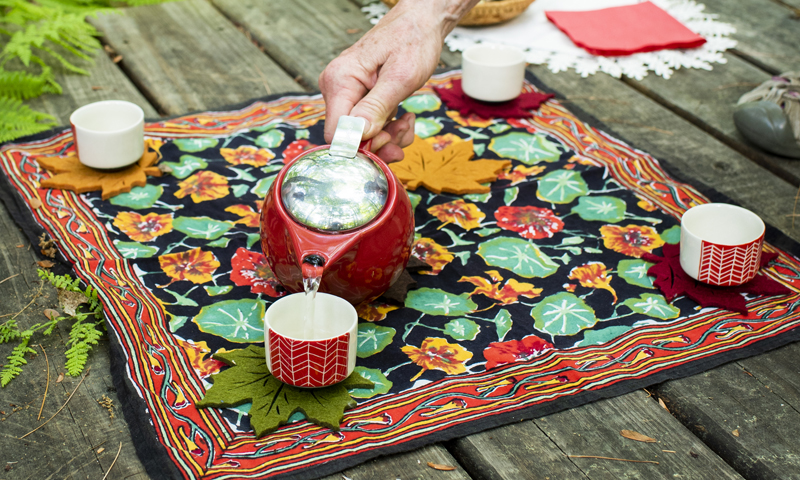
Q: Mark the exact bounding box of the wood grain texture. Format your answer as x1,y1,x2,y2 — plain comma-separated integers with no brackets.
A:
89,0,302,116
213,0,373,89
702,0,800,75
322,444,472,480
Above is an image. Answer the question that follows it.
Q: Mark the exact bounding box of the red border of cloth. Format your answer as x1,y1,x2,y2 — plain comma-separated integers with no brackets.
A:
545,1,707,57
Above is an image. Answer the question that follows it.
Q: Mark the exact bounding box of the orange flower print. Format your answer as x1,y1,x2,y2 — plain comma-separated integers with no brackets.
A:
401,337,473,381
495,206,564,240
568,262,617,303
225,204,260,228
113,212,173,242
445,111,493,128
600,224,664,258
428,199,485,231
175,171,230,203
412,237,454,275
635,194,659,212
424,133,463,152
175,338,226,378
159,248,220,286
459,270,542,304
220,145,275,167
498,165,546,185
357,301,400,322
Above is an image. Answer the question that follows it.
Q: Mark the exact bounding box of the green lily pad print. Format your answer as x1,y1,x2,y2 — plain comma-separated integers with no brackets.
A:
255,129,285,149
357,324,396,358
660,225,681,244
571,196,627,222
478,237,558,279
532,292,598,336
232,184,249,197
205,285,233,296
475,227,501,237
110,184,163,209
247,233,260,248
173,216,233,240
473,143,486,156
193,298,265,343
407,191,422,211
114,240,158,259
295,129,310,139
623,294,680,320
173,138,218,152
491,309,513,342
401,94,441,113
414,117,443,138
577,326,632,347
537,170,589,204
251,176,276,198
169,315,188,332
488,132,560,165
349,367,393,399
207,237,230,248
444,318,480,341
405,288,477,316
489,123,511,134
504,186,519,206
618,259,656,289
463,191,491,203
162,155,208,179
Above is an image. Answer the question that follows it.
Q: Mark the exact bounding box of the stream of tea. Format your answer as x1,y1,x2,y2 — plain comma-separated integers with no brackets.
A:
302,275,321,340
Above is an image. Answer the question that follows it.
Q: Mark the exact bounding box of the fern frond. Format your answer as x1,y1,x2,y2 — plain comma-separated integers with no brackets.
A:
65,319,102,376
0,66,60,99
0,333,35,387
1,12,99,71
0,319,21,343
0,95,57,143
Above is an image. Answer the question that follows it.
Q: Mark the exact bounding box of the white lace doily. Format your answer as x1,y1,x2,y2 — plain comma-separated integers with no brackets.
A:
362,0,737,80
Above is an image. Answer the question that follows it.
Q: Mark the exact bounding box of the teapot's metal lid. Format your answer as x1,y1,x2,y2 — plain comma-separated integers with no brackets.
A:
280,147,389,232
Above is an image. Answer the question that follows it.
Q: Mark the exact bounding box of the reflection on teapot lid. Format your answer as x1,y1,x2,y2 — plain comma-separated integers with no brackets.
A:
280,148,389,232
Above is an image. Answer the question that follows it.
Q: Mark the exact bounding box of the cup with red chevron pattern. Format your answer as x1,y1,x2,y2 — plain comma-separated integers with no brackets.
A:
679,203,765,287
265,292,358,388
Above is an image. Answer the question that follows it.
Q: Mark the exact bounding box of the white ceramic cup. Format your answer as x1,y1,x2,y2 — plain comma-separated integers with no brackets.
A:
265,292,358,388
70,100,145,170
461,44,526,102
679,203,765,286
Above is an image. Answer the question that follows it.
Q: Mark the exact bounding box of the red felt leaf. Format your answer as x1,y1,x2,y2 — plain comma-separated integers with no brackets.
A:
433,79,554,119
642,243,789,315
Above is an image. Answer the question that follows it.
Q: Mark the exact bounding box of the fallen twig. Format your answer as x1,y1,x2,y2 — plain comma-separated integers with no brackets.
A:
567,454,659,465
101,442,123,480
20,367,91,439
37,344,50,421
0,273,20,287
1,281,44,320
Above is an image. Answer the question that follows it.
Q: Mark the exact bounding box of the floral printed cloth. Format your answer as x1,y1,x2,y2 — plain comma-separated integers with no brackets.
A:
2,71,800,480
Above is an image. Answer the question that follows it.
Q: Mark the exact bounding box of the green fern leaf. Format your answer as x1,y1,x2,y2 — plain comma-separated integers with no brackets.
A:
0,319,21,343
0,66,60,99
1,334,35,387
0,95,57,142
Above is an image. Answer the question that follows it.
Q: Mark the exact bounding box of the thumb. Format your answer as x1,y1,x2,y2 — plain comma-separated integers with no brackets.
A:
349,75,412,139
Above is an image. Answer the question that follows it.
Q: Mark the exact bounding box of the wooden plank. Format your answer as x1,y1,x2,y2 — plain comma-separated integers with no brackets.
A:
213,0,374,89
26,50,158,124
451,391,743,479
701,0,800,75
626,53,800,185
89,0,303,116
323,445,472,480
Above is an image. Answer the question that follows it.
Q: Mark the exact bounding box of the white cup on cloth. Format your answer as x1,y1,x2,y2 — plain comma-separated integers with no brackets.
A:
679,203,765,286
461,44,527,102
70,100,145,170
265,292,358,388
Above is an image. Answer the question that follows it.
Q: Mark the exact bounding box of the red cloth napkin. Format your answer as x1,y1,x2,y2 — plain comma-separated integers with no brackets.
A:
642,243,790,315
433,79,554,119
545,1,707,57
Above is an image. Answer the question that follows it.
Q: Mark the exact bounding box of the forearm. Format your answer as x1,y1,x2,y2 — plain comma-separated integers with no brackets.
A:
386,0,481,41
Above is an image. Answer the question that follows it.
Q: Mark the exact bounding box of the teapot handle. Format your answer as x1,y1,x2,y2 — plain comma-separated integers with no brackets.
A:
359,139,373,152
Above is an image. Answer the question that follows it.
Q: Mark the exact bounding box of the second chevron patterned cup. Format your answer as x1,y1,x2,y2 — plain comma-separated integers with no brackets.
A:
265,292,358,388
679,203,765,286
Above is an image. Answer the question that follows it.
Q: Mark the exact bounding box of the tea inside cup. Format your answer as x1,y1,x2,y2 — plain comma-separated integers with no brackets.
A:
461,44,526,102
70,100,145,170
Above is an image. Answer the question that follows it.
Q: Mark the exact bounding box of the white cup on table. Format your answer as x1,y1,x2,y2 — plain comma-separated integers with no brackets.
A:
461,44,527,102
70,100,145,170
679,203,765,286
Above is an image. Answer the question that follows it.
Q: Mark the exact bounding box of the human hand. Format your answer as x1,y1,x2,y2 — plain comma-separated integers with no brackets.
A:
319,0,478,162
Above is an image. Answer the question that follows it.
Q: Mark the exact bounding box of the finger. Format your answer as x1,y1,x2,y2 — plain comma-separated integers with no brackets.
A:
376,142,405,163
350,72,417,139
320,68,369,143
369,130,392,154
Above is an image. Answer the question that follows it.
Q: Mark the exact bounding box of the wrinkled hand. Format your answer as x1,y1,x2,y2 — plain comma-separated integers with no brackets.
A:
320,1,471,162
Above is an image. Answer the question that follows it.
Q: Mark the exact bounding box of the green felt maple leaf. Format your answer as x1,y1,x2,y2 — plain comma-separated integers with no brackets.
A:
195,345,373,436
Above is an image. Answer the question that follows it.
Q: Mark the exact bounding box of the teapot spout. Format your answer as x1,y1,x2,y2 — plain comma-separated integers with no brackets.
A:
301,255,325,280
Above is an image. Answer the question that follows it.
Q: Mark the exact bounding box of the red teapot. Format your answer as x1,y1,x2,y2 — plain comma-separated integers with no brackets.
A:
260,117,415,305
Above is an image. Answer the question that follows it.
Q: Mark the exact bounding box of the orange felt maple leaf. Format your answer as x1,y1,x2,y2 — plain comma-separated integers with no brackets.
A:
37,139,163,200
390,136,511,194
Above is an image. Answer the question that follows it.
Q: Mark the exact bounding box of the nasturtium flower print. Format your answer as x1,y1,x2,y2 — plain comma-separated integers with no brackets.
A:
424,133,464,152
225,204,260,228
412,237,455,275
600,224,664,258
402,337,473,381
282,139,317,163
497,165,546,185
459,270,542,304
220,145,275,167
495,205,564,240
428,199,485,231
229,247,285,297
159,247,220,285
357,301,400,322
175,171,230,203
568,262,618,303
483,335,554,370
445,110,493,128
113,211,173,242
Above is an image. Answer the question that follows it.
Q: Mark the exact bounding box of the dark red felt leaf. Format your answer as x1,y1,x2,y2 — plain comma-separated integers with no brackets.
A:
433,79,554,119
642,243,790,315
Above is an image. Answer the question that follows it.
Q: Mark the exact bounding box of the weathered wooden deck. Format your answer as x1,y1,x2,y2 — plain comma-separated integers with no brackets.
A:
2,0,800,478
